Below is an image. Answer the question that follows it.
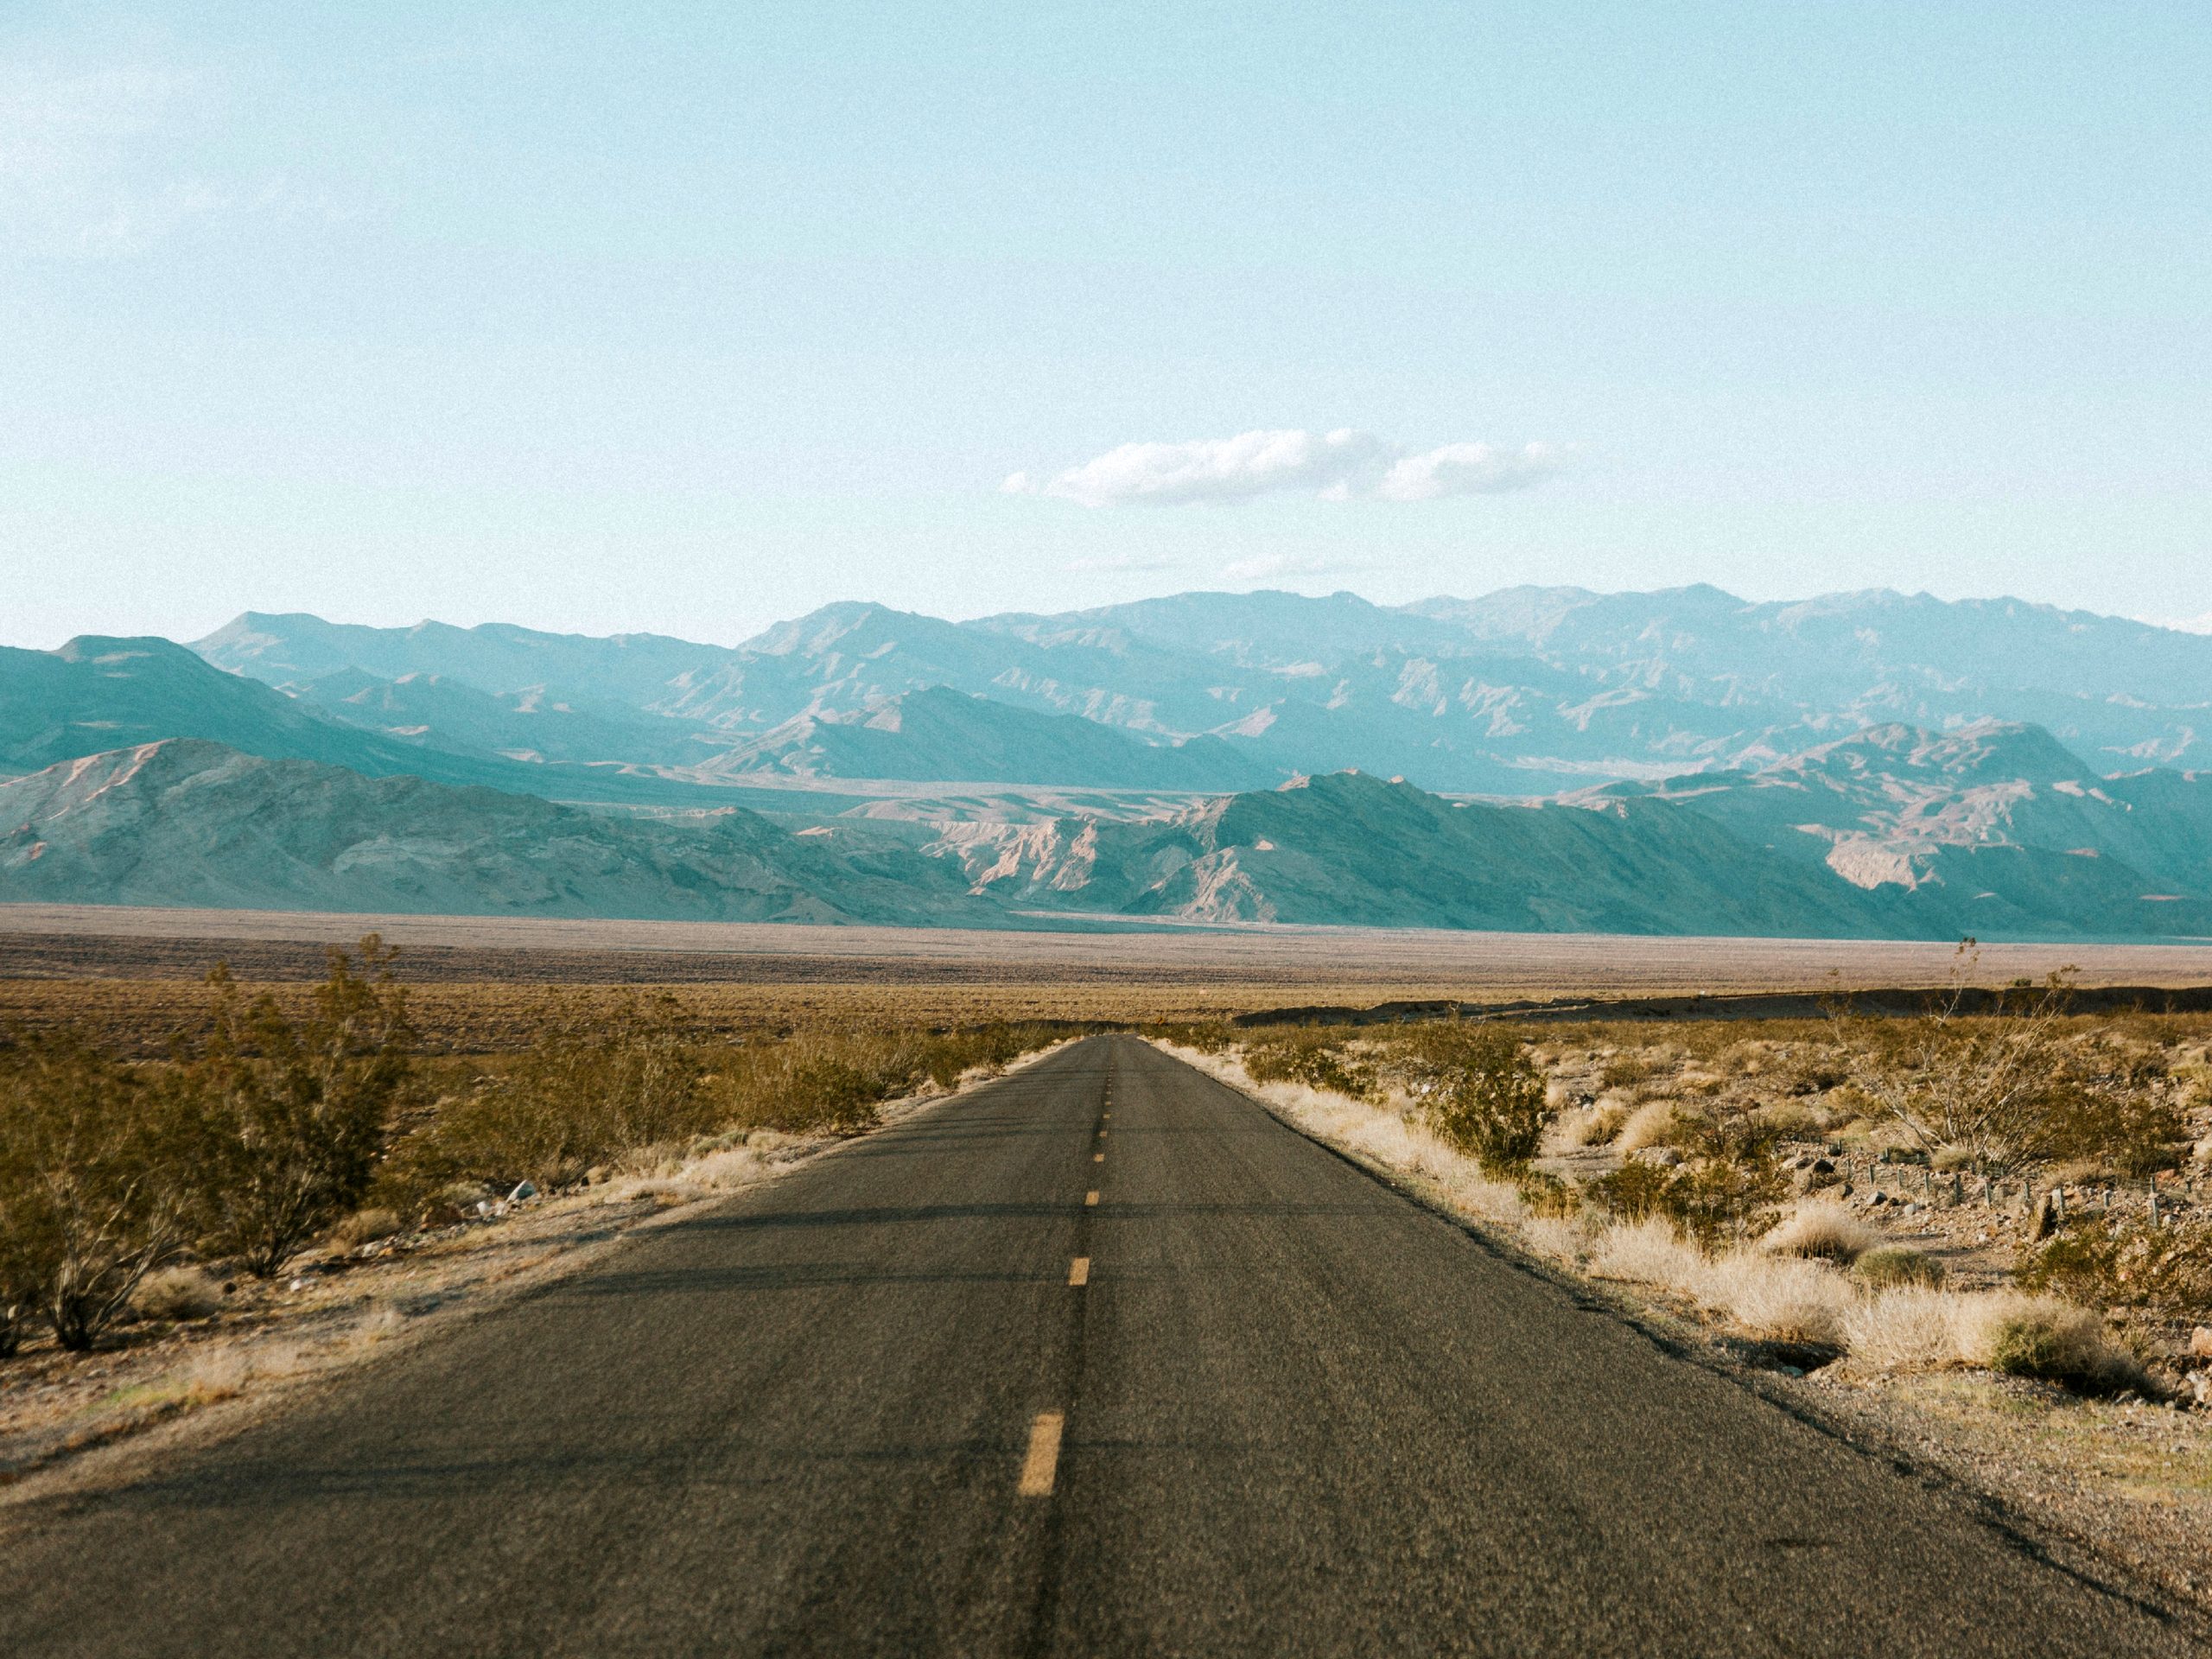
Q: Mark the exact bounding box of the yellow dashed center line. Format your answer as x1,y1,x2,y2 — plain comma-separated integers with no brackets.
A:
1084,1190,1099,1206
1018,1412,1065,1497
1093,1152,1104,1162
1067,1256,1090,1287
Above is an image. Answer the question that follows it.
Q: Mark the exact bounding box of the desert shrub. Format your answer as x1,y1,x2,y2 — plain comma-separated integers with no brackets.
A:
1783,1054,1847,1096
1670,1100,1784,1165
2016,1220,2212,1315
1591,1156,1783,1248
1141,1020,1234,1053
1243,1027,1375,1100
1599,1053,1655,1090
379,1012,1058,1209
1387,1022,1552,1174
2039,1066,2190,1179
1654,1158,1785,1247
131,1265,222,1322
1587,1159,1675,1223
381,995,710,1203
1827,954,2184,1179
1853,1244,1945,1289
186,940,413,1278
1515,1168,1581,1217
1764,1200,1876,1263
1754,1098,1831,1139
1975,1300,2139,1393
330,1207,403,1249
0,1030,204,1351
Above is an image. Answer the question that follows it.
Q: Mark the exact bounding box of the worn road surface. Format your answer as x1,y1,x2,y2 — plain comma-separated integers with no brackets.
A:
0,1035,2196,1656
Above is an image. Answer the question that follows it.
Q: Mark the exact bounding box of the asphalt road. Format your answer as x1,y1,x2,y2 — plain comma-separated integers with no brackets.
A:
0,1035,2196,1656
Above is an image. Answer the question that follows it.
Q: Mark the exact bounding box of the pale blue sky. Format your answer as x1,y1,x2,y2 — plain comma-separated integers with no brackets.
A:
3,3,2207,648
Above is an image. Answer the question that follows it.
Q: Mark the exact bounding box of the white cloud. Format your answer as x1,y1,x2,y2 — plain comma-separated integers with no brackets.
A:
1376,441,1564,500
2140,611,2212,636
1007,428,1383,507
1006,429,1568,507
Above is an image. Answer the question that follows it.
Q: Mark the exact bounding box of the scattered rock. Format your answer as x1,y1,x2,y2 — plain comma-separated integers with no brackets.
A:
2031,1191,2060,1240
2190,1326,2212,1359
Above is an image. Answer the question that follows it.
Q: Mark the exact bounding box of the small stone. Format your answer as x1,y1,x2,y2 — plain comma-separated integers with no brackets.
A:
2190,1326,2212,1359
1867,1190,1890,1207
1809,1158,1836,1174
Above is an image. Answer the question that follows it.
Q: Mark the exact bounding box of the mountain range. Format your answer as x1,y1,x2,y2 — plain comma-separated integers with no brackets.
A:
4,586,2210,940
192,586,2212,791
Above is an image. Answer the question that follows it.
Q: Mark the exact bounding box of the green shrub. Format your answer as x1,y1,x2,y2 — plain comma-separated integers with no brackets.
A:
2016,1219,2212,1315
0,1031,203,1351
1388,1021,1553,1174
1587,1160,1675,1223
186,939,413,1278
1590,1156,1784,1248
1139,1020,1234,1053
1985,1311,2139,1394
1243,1027,1375,1099
1516,1168,1582,1217
380,995,709,1203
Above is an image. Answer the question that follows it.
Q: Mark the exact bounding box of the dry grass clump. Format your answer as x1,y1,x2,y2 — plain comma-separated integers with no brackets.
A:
1589,1221,1852,1344
330,1207,403,1250
1753,1098,1832,1139
1703,1252,1853,1345
1589,1217,1707,1289
1840,1287,1960,1370
1841,1288,2142,1390
130,1267,222,1323
1763,1200,1876,1264
1613,1099,1678,1153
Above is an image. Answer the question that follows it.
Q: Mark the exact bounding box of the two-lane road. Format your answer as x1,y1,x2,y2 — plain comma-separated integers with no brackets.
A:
0,1036,2193,1656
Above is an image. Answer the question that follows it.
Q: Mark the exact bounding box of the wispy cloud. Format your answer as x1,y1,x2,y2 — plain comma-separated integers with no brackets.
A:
1220,553,1374,582
0,54,347,257
1004,429,1570,507
1064,553,1183,574
0,59,207,254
